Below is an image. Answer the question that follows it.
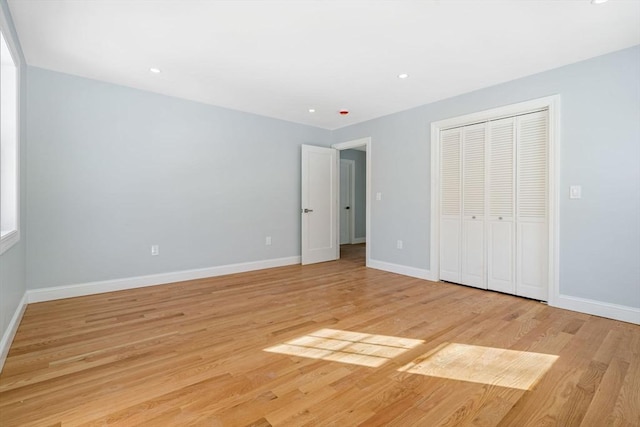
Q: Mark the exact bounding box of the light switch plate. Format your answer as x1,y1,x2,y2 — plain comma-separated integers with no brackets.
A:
570,185,582,199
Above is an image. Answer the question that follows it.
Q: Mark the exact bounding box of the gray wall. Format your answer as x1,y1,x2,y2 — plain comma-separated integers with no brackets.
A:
26,67,331,288
0,0,26,354
16,41,640,313
332,45,640,309
340,149,366,240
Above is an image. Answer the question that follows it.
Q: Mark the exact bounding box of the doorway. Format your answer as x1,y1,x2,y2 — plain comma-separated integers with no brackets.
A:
300,138,371,266
333,137,371,267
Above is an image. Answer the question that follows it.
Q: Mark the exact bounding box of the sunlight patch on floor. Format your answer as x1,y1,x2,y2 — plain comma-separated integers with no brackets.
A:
264,328,424,367
398,342,558,390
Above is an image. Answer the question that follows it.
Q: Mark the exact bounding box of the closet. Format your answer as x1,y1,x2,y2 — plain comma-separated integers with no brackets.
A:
439,110,548,301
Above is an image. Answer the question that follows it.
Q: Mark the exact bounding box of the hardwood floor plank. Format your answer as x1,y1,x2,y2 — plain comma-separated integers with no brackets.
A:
496,316,616,426
1,244,638,426
613,328,640,426
580,358,630,427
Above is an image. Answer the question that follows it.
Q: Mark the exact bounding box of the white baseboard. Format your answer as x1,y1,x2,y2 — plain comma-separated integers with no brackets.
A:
366,260,638,325
552,294,640,325
351,237,366,244
27,256,301,304
367,259,433,281
0,293,27,372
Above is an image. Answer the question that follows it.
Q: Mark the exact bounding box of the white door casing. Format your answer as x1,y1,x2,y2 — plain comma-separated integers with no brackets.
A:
431,96,558,304
332,138,372,267
301,144,339,265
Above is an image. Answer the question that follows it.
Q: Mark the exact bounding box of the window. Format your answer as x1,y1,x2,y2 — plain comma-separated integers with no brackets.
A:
0,28,19,254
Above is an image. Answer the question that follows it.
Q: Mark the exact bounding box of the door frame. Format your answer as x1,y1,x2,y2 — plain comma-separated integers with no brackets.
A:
339,158,356,244
429,95,560,305
332,137,371,267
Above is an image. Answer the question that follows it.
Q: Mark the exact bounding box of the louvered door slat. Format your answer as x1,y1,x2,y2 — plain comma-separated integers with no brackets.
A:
516,110,548,300
441,129,461,216
461,123,486,289
488,118,515,218
438,108,549,301
487,117,515,294
463,124,485,217
518,112,547,219
440,128,462,282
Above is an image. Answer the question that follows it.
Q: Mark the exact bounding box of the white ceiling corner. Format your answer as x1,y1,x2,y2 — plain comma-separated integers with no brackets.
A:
7,0,640,130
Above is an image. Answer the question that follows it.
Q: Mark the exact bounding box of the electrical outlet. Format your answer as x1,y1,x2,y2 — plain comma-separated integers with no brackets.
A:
265,236,272,246
397,240,403,249
569,185,582,199
151,245,159,256
376,192,382,201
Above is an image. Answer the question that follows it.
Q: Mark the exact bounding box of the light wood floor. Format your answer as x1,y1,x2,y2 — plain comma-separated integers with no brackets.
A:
1,244,638,426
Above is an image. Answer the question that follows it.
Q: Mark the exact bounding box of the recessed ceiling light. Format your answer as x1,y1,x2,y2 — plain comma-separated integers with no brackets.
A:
398,73,409,79
149,67,161,74
591,0,608,4
308,108,316,113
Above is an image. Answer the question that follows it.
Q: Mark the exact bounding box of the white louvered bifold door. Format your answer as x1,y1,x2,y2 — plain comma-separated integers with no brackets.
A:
440,128,462,283
516,111,548,300
487,118,516,294
461,123,487,289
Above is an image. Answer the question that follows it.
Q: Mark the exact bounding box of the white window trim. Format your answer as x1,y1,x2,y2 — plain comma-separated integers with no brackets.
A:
0,229,19,254
0,9,21,256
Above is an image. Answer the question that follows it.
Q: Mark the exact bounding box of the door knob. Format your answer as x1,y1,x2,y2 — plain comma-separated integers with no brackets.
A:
345,206,350,210
303,208,313,213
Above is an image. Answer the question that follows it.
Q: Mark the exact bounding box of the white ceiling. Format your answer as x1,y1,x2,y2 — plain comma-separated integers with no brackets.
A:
7,0,640,130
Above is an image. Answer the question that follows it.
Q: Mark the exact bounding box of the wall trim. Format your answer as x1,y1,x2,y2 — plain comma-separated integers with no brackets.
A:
554,294,640,325
5,255,637,375
26,256,301,304
368,259,433,281
0,293,27,372
367,259,637,325
351,237,366,244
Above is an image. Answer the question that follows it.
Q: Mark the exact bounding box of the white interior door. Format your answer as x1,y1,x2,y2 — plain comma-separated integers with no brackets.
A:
516,111,548,300
339,159,354,245
301,144,339,265
461,123,487,289
440,128,462,283
487,117,516,294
